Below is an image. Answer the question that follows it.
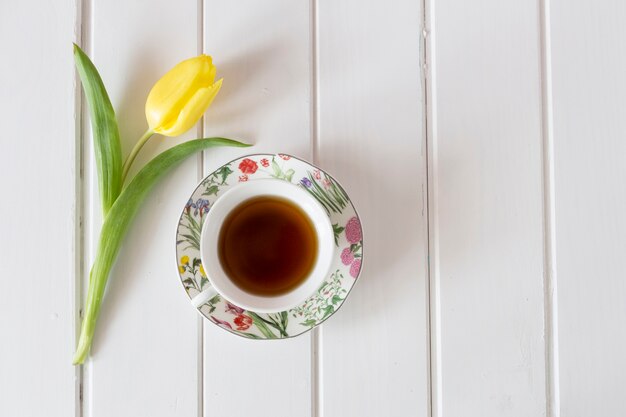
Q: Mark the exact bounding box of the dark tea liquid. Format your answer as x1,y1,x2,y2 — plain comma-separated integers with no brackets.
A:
218,196,318,296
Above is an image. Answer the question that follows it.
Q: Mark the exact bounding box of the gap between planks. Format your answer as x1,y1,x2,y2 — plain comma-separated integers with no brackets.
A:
539,0,560,415
197,0,206,416
422,0,442,415
310,1,322,417
74,0,94,415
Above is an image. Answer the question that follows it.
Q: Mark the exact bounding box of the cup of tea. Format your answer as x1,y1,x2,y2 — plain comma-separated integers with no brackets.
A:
194,179,334,313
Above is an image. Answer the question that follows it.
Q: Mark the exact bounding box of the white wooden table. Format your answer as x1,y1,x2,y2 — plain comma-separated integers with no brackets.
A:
2,0,626,416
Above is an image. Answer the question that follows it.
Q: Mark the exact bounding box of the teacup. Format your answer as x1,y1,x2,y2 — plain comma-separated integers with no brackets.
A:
191,179,334,313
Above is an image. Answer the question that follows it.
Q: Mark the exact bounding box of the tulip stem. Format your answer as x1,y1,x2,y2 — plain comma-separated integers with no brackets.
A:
122,129,154,183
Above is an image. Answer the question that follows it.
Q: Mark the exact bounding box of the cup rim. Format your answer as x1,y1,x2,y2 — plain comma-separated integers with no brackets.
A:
200,178,334,313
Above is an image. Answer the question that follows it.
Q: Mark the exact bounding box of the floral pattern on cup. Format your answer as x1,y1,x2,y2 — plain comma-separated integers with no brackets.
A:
341,216,363,278
238,158,258,174
176,154,364,339
290,270,348,327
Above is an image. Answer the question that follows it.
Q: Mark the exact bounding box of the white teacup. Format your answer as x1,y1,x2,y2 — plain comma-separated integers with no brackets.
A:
191,179,334,313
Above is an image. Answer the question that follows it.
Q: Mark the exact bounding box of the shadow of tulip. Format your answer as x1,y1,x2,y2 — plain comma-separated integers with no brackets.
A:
115,50,161,156
202,39,300,147
210,42,290,121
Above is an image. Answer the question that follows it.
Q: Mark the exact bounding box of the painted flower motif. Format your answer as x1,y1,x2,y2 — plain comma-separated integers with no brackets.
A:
278,154,291,160
199,264,206,277
178,265,185,274
300,177,312,188
260,158,270,168
313,169,321,180
211,316,232,330
238,158,258,174
239,175,248,182
233,314,253,331
345,217,362,244
194,199,210,217
180,255,190,265
225,301,245,315
184,198,195,214
340,248,354,265
350,259,361,278
322,178,332,189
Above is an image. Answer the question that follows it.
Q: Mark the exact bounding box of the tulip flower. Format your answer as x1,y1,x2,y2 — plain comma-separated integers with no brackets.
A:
121,55,223,181
72,45,248,364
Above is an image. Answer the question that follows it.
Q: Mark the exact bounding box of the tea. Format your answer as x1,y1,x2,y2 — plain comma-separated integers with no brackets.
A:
218,196,318,296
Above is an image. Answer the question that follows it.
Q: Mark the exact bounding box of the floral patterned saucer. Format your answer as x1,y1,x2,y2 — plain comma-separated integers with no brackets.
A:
175,154,363,339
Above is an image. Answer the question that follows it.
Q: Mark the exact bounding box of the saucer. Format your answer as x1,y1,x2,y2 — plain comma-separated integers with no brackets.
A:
175,153,363,339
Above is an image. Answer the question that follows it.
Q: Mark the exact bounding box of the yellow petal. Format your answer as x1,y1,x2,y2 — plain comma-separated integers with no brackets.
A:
146,55,216,132
155,78,223,137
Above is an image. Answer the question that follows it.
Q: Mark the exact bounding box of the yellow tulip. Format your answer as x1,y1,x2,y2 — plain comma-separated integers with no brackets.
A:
121,55,223,182
146,55,223,137
199,264,206,277
181,255,190,265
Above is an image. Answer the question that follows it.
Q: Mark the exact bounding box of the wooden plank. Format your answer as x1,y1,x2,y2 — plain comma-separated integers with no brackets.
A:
549,1,626,415
316,1,429,416
0,1,79,416
201,1,313,416
427,0,547,415
84,1,201,416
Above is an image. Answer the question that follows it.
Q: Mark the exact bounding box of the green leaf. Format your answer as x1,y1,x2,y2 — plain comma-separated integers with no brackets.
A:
284,169,295,182
301,319,318,327
216,165,233,184
73,44,123,216
309,175,342,212
328,186,347,208
271,159,281,177
305,182,336,213
264,313,288,337
332,223,345,245
200,276,209,288
72,137,250,364
180,233,200,250
334,179,350,200
322,305,335,319
303,188,330,216
203,185,219,196
185,213,202,235
331,295,343,305
248,312,278,339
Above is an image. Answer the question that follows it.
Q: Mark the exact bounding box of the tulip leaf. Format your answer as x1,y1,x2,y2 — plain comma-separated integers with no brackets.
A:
73,43,123,216
72,138,250,364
